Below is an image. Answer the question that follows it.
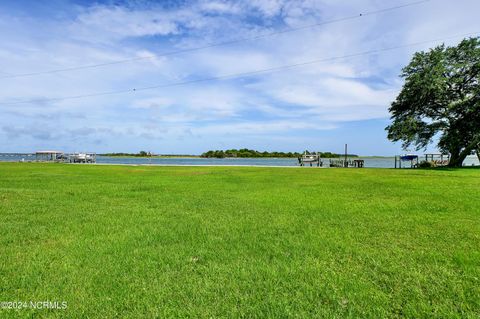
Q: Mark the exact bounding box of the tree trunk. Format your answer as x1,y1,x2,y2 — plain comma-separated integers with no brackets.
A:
476,148,480,163
448,135,480,167
448,137,480,167
448,151,465,167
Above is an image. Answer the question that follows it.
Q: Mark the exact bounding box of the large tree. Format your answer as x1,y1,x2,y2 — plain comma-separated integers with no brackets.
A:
386,37,480,167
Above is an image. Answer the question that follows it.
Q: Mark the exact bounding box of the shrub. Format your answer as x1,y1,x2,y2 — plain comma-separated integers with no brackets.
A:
418,161,435,168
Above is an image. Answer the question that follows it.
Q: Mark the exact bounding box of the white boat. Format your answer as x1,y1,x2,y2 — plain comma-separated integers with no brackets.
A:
298,152,322,167
69,152,96,163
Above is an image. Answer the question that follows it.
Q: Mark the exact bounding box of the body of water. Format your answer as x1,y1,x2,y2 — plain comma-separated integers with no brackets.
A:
1,154,479,168
94,156,400,168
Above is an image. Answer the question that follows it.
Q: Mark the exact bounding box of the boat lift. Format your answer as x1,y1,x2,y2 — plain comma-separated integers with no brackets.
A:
69,153,96,163
394,154,419,168
35,150,65,162
298,152,322,167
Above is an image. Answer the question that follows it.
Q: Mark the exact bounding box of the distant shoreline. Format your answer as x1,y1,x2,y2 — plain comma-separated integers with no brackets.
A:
99,155,200,158
0,153,390,158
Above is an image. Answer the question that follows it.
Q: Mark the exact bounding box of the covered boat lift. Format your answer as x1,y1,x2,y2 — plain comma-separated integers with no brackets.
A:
69,153,96,163
394,154,419,168
35,150,65,162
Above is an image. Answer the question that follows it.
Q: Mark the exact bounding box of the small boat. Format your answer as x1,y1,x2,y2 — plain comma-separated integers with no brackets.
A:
56,154,68,160
298,151,322,167
69,152,96,163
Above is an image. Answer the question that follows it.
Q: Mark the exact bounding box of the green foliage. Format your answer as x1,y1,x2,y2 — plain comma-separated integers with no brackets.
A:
201,149,344,158
314,151,346,158
0,163,479,317
102,151,151,157
387,37,480,166
418,161,434,168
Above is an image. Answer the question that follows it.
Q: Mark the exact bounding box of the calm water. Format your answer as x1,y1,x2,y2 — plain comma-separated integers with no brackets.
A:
1,154,479,168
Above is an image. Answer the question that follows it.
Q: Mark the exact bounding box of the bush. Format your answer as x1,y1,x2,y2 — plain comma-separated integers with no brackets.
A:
418,161,435,168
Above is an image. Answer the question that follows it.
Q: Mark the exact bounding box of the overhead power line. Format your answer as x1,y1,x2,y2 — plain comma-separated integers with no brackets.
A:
0,0,430,79
2,31,477,106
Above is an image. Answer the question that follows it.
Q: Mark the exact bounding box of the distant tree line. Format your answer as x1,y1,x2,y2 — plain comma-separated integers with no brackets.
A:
102,151,151,157
200,149,354,158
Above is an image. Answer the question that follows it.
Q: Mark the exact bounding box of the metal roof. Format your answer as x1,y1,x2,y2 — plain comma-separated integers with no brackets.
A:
35,151,64,154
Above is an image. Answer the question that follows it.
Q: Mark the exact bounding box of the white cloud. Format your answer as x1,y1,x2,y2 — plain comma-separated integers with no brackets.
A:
247,0,286,17
193,119,336,135
72,5,181,41
198,1,242,14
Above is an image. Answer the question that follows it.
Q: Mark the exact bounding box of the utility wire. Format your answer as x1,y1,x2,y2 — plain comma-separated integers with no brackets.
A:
0,0,430,79
2,31,477,106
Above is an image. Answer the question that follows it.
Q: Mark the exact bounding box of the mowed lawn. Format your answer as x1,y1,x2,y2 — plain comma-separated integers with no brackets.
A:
0,163,479,318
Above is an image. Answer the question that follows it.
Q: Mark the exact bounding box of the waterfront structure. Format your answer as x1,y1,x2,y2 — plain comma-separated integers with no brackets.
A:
298,152,322,167
35,150,65,162
69,153,96,163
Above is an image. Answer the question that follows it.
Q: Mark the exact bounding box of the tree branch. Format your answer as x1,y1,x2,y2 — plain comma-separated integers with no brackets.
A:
459,134,480,162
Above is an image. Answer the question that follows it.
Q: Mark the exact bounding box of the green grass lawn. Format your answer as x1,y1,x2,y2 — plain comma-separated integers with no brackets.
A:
0,163,479,318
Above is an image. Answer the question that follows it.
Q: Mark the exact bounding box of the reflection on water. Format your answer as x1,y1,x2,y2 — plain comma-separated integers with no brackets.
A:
1,153,479,168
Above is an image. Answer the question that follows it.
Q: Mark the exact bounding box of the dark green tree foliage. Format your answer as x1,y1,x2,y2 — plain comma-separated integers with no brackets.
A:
103,151,151,157
387,37,480,167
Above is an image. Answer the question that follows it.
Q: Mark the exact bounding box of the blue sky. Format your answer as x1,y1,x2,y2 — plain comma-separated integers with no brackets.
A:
1,0,479,155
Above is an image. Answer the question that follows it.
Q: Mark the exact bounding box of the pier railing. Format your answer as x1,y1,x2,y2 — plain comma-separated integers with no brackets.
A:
329,159,364,168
